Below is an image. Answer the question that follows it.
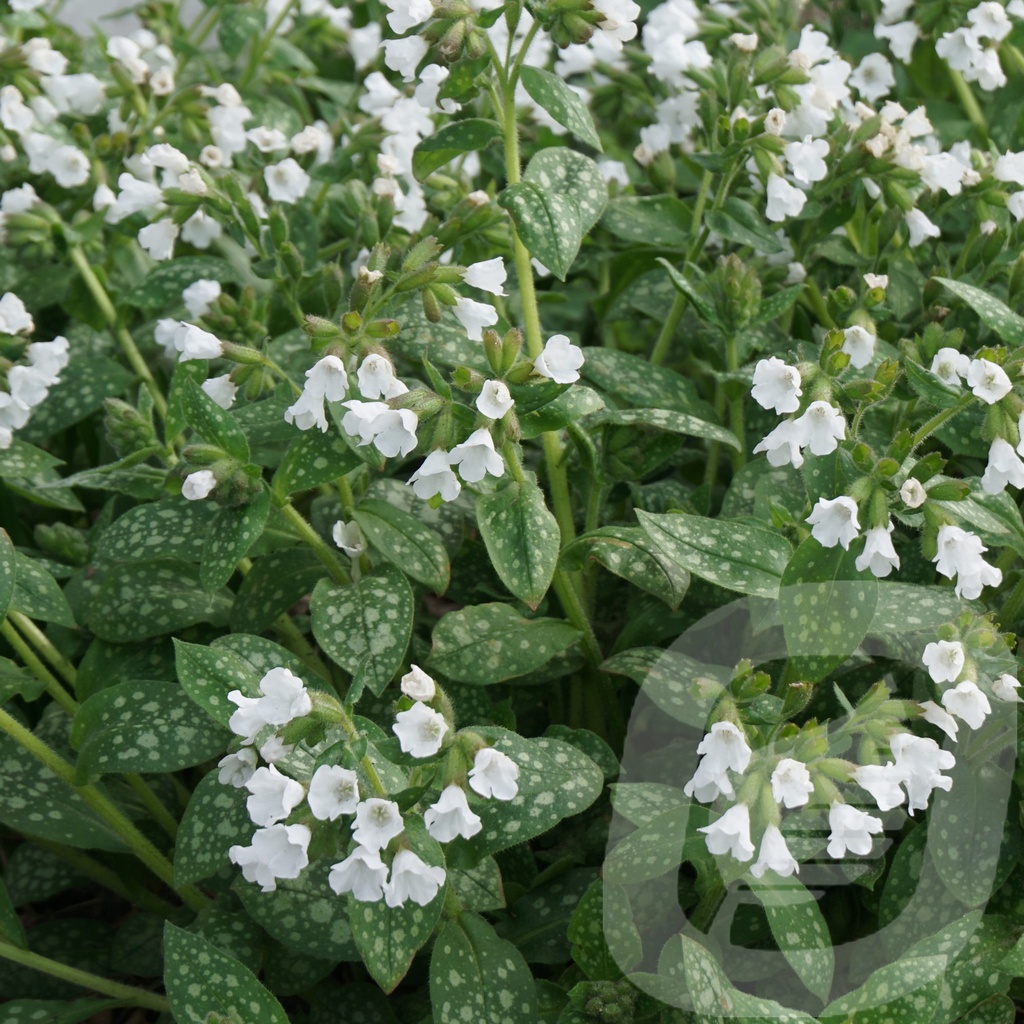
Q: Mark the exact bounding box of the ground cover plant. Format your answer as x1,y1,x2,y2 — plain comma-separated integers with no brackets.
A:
5,0,1024,1020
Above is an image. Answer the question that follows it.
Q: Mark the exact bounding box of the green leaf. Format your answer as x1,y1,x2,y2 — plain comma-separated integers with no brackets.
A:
958,995,1017,1024
219,5,264,57
166,360,209,443
752,284,806,326
520,67,602,150
779,538,878,683
181,377,250,461
94,499,217,564
568,881,622,981
126,257,238,312
271,428,361,500
431,911,538,1023
0,439,64,481
518,386,605,438
235,858,359,962
588,407,740,449
450,856,506,912
0,875,26,948
214,633,319,688
705,196,785,253
933,276,1024,346
562,526,689,608
498,182,583,281
524,148,607,235
311,567,414,697
496,868,595,963
0,658,46,703
749,878,834,1003
656,258,722,327
429,603,580,684
600,196,691,248
903,359,962,409
476,481,559,609
412,119,502,181
353,499,450,594
201,489,272,590
10,553,74,627
21,356,134,439
5,844,91,907
231,547,323,634
163,922,290,1024
0,999,125,1024
72,679,230,781
88,561,233,642
349,822,445,992
174,639,261,729
637,511,792,597
819,955,946,1024
174,769,252,887
0,530,16,622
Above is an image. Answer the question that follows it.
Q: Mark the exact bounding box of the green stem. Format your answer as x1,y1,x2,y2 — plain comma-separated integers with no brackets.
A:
68,247,168,421
724,333,745,470
279,502,350,585
689,879,726,933
552,568,602,668
9,613,77,686
910,395,973,447
124,774,179,840
240,0,298,88
0,706,206,911
949,68,988,142
0,940,170,1012
1004,41,1024,77
1,620,76,716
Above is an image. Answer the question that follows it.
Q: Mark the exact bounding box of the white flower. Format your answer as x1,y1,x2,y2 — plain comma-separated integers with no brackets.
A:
933,524,1002,599
941,679,992,730
750,824,799,878
0,87,33,135
383,36,429,82
182,469,217,501
921,640,965,683
201,374,238,410
753,418,806,468
795,401,846,455
352,798,405,851
905,208,940,247
384,0,434,34
864,273,889,290
111,175,163,221
229,823,311,892
393,701,448,758
264,158,310,204
765,174,807,222
181,210,223,249
463,257,508,296
341,400,390,443
930,347,969,386
357,354,407,401
850,53,895,101
259,736,294,763
291,122,333,163
244,764,305,827
771,758,814,808
182,279,221,319
751,357,802,415
969,2,1012,40
408,450,461,502
173,322,223,362
995,150,1024,185
227,692,265,745
401,665,436,702
826,803,883,858
138,218,178,261
256,667,312,727
764,108,787,136
246,126,289,153
852,762,906,811
308,765,360,821
993,673,1022,702
332,520,366,558
370,409,419,458
982,438,1024,493
919,700,959,740
452,296,499,341
684,723,751,803
535,334,585,384
218,747,258,788
784,136,829,184
383,849,447,908
424,785,483,842
468,747,519,800
698,803,755,862
449,428,504,484
967,358,1012,404
807,496,861,550
477,380,514,419
286,355,348,432
328,846,388,902
855,522,901,578
592,0,641,46
890,732,955,812
150,67,175,96
842,325,876,369
0,293,33,335
900,477,927,508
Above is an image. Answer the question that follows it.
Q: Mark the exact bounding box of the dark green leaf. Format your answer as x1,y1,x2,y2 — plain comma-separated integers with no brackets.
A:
520,67,602,150
412,119,502,181
201,489,272,590
353,499,450,594
498,182,583,281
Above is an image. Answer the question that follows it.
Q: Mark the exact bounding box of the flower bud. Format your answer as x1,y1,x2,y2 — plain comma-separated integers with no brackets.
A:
269,207,290,249
304,315,344,343
34,522,89,566
103,398,156,457
365,319,400,339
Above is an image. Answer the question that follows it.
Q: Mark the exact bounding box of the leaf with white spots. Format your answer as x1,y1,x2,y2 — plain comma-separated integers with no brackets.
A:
706,196,786,253
523,147,607,233
450,855,506,912
311,567,414,698
428,604,580,684
0,999,124,1024
568,880,633,981
10,553,74,627
520,68,602,151
588,407,740,450
22,355,134,439
200,488,272,591
271,428,361,500
174,638,262,729
231,547,323,634
600,195,692,248
71,679,230,782
431,911,538,1024
563,526,690,608
412,118,502,181
749,878,835,1003
181,376,250,462
163,922,289,1024
235,857,359,962
174,769,252,887
476,481,559,609
213,633,322,689
818,955,946,1024
354,498,450,594
779,538,877,683
637,511,792,598
934,277,1024,346
94,499,218,564
349,821,446,992
0,439,64,481
498,182,583,282
126,256,238,312
517,386,605,439
0,529,15,622
88,561,233,642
